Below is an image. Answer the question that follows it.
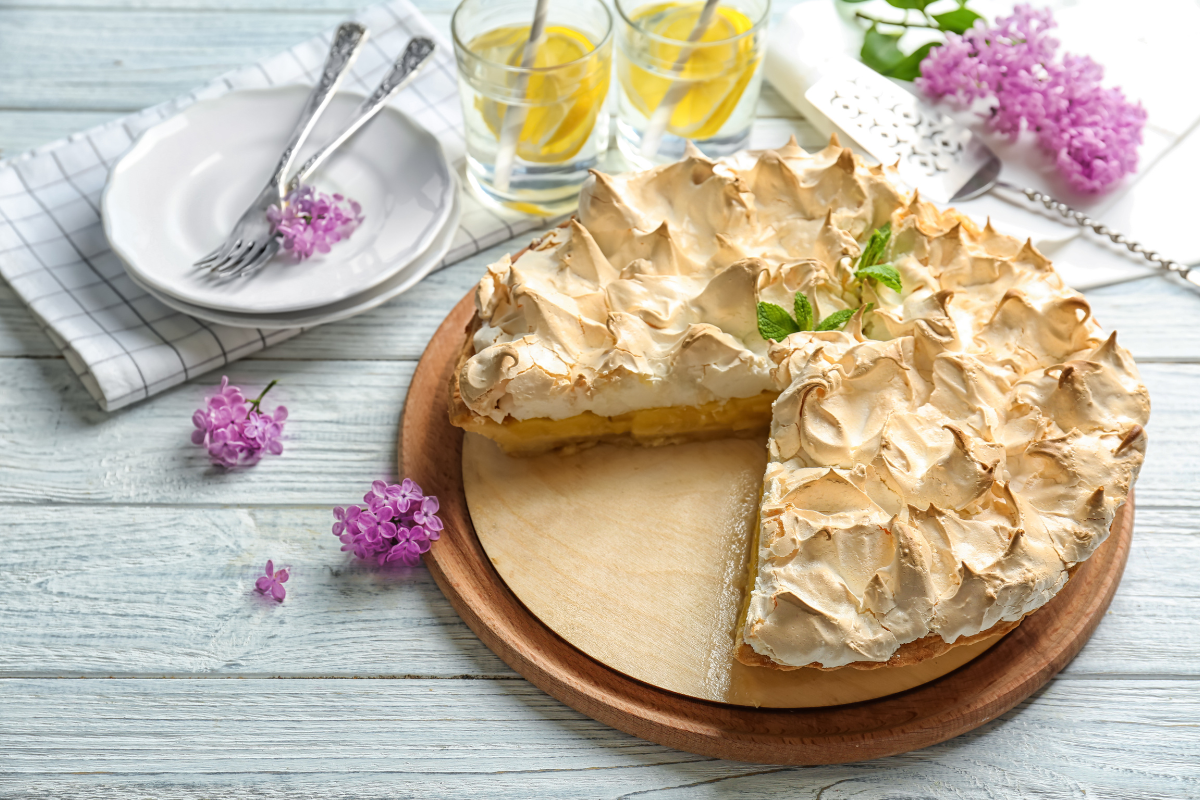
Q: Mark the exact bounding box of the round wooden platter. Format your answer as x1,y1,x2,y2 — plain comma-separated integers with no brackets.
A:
400,291,1135,766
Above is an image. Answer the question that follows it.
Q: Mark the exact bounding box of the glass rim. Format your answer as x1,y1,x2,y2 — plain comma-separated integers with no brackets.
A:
451,0,614,75
614,0,770,47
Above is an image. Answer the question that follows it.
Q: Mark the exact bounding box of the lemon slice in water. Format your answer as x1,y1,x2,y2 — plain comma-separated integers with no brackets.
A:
620,2,759,140
469,25,610,164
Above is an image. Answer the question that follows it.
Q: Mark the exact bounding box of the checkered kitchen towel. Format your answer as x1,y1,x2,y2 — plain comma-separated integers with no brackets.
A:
0,0,542,411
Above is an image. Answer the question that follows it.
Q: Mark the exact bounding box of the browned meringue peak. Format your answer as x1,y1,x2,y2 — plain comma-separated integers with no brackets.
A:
745,201,1150,669
734,135,903,239
577,149,754,263
1013,332,1151,437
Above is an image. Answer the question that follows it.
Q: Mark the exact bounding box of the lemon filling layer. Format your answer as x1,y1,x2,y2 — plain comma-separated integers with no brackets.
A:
460,391,776,455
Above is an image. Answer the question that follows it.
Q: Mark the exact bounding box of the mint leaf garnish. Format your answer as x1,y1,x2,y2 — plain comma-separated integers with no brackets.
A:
793,292,814,332
816,308,856,332
856,222,892,272
816,303,875,332
855,263,903,293
757,302,801,341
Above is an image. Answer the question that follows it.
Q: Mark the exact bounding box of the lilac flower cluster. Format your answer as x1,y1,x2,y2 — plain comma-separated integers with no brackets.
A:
917,5,1146,193
267,184,363,260
333,480,443,566
255,559,289,602
191,377,287,468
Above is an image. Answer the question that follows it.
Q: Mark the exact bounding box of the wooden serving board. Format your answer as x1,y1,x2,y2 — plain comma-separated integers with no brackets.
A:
401,291,1135,765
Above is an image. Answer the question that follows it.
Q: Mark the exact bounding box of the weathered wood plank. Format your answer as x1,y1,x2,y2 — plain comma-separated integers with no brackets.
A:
0,358,1191,506
0,358,414,505
0,677,1196,798
0,9,354,112
0,110,125,160
0,500,1194,678
1085,274,1200,361
0,506,514,677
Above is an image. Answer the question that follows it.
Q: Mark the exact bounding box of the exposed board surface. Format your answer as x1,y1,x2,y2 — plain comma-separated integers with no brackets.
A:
462,431,1004,707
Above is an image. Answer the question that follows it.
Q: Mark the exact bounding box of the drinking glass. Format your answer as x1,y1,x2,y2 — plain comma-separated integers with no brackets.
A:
614,0,769,167
452,0,613,216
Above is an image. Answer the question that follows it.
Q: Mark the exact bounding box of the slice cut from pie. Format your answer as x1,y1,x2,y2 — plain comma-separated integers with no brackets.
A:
448,140,1150,670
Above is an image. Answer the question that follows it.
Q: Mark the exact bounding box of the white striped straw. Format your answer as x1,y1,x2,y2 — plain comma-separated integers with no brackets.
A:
639,0,722,160
492,0,550,194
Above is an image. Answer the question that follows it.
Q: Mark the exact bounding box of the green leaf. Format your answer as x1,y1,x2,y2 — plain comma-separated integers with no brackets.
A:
860,26,905,74
757,302,801,341
816,307,858,332
793,293,814,332
881,42,939,81
855,263,904,294
933,7,982,33
855,222,892,271
884,0,930,8
816,304,875,332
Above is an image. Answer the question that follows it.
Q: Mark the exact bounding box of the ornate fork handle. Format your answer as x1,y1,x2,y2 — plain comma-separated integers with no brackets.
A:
996,179,1199,286
286,37,437,195
267,22,369,194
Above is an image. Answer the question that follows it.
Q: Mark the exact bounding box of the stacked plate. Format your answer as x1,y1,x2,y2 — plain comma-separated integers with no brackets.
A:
102,86,460,329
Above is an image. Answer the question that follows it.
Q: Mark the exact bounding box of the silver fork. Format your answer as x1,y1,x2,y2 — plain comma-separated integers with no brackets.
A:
195,22,369,275
205,37,438,279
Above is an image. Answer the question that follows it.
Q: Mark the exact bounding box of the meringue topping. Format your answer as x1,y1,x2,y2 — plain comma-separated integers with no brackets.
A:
456,139,1150,669
459,139,904,423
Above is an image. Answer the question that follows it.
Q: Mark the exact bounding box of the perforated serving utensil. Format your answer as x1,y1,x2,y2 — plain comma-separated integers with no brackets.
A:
796,57,1200,289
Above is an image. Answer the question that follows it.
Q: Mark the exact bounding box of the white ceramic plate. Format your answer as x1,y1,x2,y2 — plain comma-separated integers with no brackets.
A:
103,86,456,315
124,187,461,330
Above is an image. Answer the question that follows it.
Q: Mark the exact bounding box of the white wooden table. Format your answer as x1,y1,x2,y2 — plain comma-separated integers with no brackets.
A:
2,1,1199,797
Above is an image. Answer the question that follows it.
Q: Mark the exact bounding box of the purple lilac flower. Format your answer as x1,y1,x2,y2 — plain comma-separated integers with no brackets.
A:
267,184,363,260
333,479,443,566
916,5,1147,193
191,377,288,468
255,559,289,602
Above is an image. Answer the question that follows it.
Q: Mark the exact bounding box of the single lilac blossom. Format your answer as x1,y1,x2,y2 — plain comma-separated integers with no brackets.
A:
255,559,289,602
916,5,1146,193
267,184,363,260
192,377,288,468
333,479,443,566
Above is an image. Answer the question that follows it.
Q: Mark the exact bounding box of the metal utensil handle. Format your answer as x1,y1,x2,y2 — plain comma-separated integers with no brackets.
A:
267,22,369,194
287,37,437,194
997,179,1194,281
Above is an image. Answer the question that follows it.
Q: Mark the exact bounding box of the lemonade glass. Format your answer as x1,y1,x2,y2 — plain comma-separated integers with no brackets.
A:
452,0,613,216
614,0,769,167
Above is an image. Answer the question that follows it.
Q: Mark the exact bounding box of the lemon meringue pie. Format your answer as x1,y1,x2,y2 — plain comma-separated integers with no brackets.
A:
449,138,1150,670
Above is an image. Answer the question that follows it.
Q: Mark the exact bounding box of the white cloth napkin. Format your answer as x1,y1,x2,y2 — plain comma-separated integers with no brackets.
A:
0,0,542,412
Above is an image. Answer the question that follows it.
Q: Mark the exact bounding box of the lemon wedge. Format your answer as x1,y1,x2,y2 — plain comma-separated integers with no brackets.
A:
620,2,760,140
468,25,610,163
